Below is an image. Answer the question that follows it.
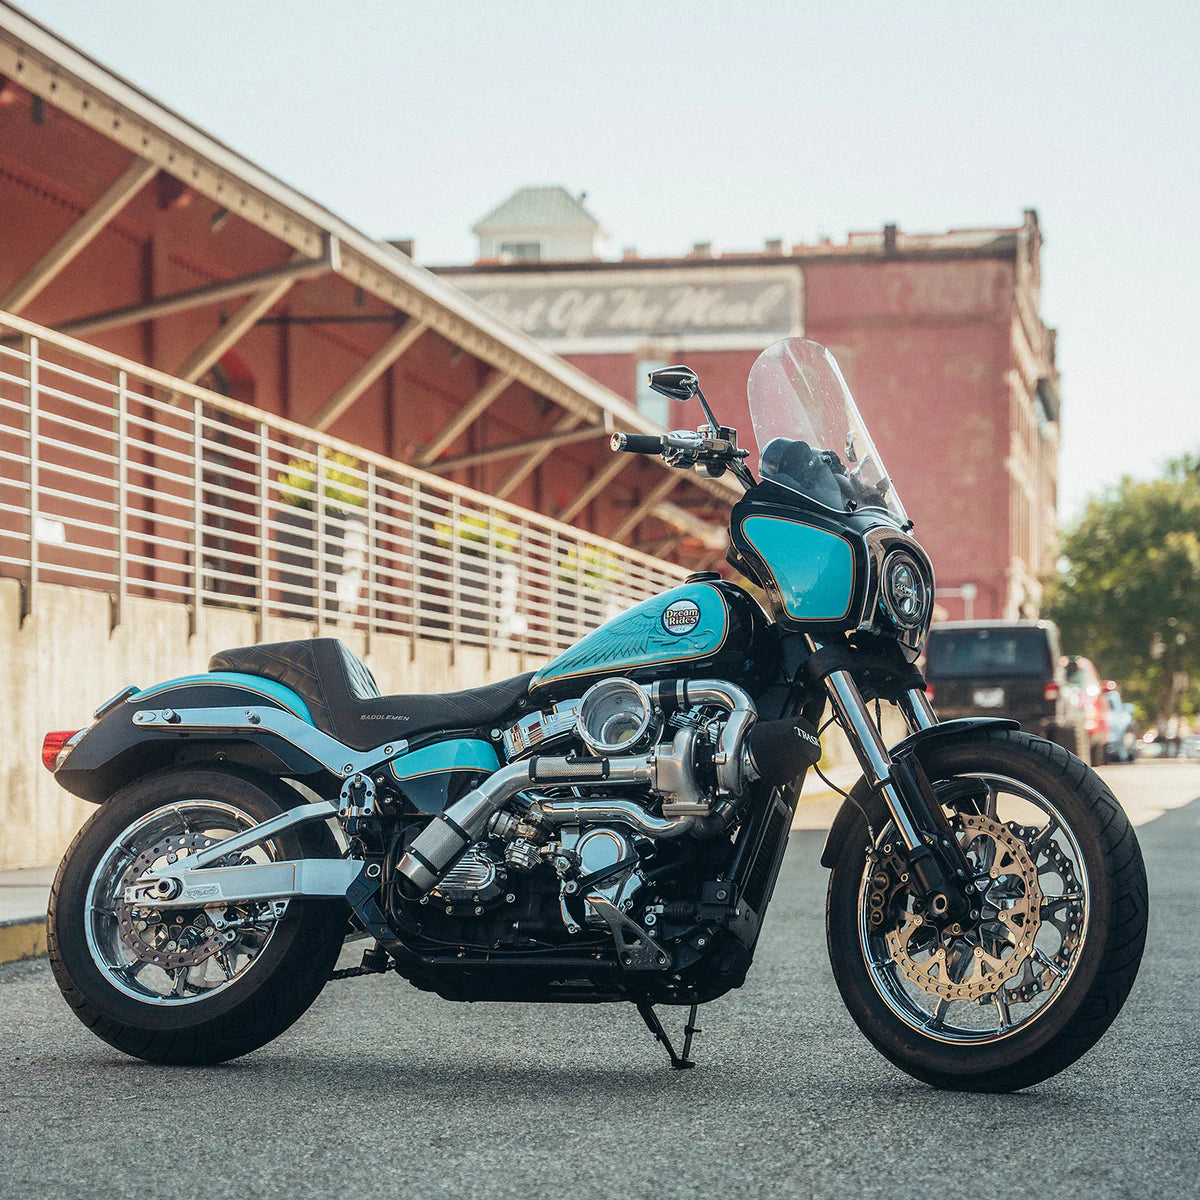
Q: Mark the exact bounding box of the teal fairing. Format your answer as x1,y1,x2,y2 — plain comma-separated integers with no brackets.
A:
389,738,501,813
728,483,934,661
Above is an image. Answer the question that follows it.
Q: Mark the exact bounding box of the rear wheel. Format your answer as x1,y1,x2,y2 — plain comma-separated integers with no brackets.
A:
49,767,346,1064
826,730,1147,1092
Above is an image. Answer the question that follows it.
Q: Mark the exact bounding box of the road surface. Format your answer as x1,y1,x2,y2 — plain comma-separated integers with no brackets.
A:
2,761,1197,1199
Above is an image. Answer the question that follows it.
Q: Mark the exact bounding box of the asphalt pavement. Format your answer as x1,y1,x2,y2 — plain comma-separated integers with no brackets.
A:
2,761,1197,1200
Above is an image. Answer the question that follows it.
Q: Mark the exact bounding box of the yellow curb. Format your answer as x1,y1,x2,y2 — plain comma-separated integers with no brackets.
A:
0,919,47,964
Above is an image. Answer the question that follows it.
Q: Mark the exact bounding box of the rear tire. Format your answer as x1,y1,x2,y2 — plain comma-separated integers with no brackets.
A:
826,730,1147,1092
49,767,347,1065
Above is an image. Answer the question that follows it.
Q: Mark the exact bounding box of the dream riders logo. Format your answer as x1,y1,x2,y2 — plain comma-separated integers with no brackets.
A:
661,599,702,636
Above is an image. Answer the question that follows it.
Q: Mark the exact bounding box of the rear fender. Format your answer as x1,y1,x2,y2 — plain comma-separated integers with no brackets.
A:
818,717,1019,868
54,674,334,804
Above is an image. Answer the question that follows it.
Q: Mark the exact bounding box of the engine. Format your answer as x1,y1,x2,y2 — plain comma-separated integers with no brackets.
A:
388,677,820,971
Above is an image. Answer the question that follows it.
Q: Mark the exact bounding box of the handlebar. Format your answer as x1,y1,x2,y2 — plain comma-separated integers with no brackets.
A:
611,433,663,454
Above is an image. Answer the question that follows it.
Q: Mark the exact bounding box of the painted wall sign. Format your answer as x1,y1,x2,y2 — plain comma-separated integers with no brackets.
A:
450,265,805,353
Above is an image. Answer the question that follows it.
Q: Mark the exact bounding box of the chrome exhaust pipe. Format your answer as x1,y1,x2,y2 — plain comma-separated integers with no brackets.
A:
396,754,653,892
396,679,758,894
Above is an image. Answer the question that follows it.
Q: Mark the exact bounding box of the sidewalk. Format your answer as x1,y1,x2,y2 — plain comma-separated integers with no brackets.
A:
0,770,858,966
0,866,52,964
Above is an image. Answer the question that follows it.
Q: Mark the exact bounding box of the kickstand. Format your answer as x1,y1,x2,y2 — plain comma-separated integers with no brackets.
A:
636,1001,700,1070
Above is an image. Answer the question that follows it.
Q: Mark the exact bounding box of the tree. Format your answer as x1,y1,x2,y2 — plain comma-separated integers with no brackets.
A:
1043,453,1200,724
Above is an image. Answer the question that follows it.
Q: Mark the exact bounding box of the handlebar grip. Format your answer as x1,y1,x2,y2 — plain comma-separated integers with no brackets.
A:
611,433,664,454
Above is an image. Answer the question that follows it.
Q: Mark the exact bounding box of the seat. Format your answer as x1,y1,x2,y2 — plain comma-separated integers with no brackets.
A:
209,638,533,751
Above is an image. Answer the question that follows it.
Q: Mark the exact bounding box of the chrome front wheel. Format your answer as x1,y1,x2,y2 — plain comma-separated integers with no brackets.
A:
826,731,1147,1092
859,774,1090,1045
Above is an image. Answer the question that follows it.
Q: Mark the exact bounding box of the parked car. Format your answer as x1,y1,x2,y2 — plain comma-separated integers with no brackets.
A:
1063,656,1110,766
923,620,1089,756
1100,683,1138,763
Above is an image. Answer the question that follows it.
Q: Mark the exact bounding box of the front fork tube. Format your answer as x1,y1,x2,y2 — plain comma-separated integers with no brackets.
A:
822,668,928,850
821,668,971,920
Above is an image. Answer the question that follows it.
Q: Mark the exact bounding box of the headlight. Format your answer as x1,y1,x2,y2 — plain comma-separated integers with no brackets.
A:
880,550,930,630
576,678,654,756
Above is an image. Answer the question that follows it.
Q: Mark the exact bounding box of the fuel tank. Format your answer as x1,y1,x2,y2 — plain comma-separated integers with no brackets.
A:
528,578,770,701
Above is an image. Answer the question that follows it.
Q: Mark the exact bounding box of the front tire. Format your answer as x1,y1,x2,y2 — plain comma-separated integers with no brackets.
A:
825,730,1147,1092
49,767,347,1065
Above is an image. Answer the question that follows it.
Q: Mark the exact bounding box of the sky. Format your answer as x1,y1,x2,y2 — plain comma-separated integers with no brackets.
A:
13,0,1200,522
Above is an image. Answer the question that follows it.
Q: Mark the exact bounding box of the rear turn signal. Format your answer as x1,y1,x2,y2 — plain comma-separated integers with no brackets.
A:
42,729,83,773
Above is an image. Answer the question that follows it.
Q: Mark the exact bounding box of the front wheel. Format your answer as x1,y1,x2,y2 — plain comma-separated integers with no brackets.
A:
48,767,347,1064
826,730,1147,1092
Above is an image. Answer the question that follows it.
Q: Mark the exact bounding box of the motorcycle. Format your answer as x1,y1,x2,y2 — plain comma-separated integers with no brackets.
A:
42,338,1147,1091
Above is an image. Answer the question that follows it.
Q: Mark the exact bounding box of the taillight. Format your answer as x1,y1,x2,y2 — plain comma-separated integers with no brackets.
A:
925,683,935,702
42,729,83,772
1044,682,1060,701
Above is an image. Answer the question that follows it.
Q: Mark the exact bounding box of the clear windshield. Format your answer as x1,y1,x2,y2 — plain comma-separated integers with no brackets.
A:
748,338,907,523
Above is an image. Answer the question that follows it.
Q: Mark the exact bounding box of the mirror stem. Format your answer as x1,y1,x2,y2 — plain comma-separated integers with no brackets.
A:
694,386,721,436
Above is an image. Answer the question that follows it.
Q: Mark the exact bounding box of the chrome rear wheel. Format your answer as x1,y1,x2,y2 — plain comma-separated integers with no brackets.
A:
85,800,289,1006
50,768,346,1064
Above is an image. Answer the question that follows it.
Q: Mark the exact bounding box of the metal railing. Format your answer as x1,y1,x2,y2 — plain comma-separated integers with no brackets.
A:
0,312,688,658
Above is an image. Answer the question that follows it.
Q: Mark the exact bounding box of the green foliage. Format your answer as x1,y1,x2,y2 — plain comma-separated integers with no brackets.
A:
1043,452,1200,722
556,544,621,588
433,510,520,555
277,452,365,512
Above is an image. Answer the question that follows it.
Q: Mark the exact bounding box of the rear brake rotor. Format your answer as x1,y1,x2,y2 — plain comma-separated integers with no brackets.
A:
115,833,222,970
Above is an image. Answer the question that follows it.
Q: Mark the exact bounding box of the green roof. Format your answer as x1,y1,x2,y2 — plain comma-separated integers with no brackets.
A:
473,186,599,234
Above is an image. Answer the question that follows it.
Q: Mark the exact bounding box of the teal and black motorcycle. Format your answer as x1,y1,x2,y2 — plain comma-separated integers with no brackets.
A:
43,338,1147,1091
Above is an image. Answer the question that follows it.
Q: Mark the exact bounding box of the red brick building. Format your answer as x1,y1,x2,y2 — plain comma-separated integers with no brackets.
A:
439,205,1061,620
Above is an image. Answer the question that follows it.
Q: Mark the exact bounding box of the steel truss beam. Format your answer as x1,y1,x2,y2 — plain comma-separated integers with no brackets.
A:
0,155,158,315
557,453,632,523
309,316,428,432
56,235,340,338
494,413,582,499
175,255,304,382
425,425,604,474
610,473,683,543
416,370,515,465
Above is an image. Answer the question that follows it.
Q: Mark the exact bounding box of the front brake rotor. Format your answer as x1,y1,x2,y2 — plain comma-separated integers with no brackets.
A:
878,813,1044,1003
115,833,222,970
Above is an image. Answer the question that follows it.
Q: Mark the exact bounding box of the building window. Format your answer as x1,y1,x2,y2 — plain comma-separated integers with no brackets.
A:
635,359,669,426
498,241,541,261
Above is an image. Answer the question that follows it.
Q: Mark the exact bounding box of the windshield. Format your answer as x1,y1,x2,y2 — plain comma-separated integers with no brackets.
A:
747,338,907,522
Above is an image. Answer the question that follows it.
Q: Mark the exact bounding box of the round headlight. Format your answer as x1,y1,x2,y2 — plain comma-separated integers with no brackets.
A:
576,678,654,756
881,551,930,629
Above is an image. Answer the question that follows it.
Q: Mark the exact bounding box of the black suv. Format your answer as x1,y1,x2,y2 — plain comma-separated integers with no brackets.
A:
923,620,1089,756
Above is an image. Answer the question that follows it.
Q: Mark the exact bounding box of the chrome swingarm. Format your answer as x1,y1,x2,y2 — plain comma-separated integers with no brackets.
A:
121,797,362,909
124,858,363,909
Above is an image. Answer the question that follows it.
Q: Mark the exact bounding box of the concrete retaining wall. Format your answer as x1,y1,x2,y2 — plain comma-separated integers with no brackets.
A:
0,579,527,870
1,578,878,871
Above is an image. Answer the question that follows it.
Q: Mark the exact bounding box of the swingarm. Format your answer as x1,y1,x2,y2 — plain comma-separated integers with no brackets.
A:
122,797,359,909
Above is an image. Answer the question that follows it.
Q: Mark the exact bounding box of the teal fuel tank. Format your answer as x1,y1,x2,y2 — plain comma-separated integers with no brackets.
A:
529,579,767,699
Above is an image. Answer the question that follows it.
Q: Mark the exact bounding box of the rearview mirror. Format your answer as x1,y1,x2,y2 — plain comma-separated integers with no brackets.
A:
648,365,699,402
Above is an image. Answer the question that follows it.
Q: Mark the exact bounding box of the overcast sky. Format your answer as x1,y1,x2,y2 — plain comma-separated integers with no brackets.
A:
15,0,1200,521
